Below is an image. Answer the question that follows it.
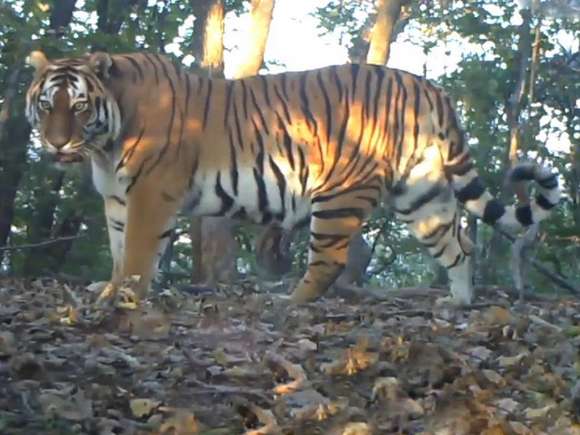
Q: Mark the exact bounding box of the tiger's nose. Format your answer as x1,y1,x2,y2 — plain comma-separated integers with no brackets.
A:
45,117,73,148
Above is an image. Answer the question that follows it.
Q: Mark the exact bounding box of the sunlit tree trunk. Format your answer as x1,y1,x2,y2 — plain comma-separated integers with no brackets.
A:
191,0,225,76
366,0,404,65
506,7,532,165
233,0,275,78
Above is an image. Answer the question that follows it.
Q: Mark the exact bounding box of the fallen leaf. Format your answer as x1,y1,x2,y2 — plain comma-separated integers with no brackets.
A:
130,398,161,418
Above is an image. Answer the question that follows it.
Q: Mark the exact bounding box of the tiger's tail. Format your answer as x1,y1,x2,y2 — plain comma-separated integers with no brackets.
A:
440,118,560,231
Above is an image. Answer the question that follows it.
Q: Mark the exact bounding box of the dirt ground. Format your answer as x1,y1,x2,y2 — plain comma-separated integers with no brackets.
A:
0,277,578,434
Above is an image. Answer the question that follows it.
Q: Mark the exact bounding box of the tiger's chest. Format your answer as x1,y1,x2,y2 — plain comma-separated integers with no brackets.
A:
91,159,127,201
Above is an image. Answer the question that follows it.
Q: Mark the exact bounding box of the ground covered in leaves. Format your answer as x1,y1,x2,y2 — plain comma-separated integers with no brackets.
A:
0,278,579,435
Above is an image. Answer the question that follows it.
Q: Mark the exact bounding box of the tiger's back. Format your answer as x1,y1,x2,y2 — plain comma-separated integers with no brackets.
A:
25,51,560,305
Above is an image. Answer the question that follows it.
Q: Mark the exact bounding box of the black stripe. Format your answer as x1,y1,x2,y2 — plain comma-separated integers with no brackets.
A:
536,193,556,210
116,126,145,172
435,90,444,127
202,79,213,130
253,168,269,214
316,71,332,145
350,64,360,102
384,76,394,150
122,55,145,82
259,75,272,107
432,243,448,258
423,88,434,111
229,134,239,196
395,183,443,215
232,97,244,151
412,81,421,154
299,72,317,134
184,74,192,114
312,184,380,204
125,156,151,194
537,174,558,189
330,65,343,102
312,208,365,221
482,199,505,224
224,81,234,127
310,232,350,249
280,74,289,101
249,87,270,135
145,58,176,175
394,71,407,167
142,53,159,84
273,83,292,124
109,195,126,206
364,69,372,126
445,153,473,177
269,156,286,217
421,218,454,245
446,253,463,269
161,191,176,202
516,205,533,226
278,118,295,170
510,164,536,181
455,177,486,203
240,79,249,120
297,147,308,196
215,172,234,215
252,119,265,174
159,228,173,239
370,67,385,142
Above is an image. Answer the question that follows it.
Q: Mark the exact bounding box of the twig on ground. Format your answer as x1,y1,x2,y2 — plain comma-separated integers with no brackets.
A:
528,314,563,333
264,350,308,395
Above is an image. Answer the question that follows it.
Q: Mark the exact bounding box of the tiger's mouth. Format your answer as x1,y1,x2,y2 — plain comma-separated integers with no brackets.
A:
52,152,84,163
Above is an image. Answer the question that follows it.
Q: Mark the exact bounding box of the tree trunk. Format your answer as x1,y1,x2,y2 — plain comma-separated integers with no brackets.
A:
49,0,77,35
366,0,403,65
189,0,227,284
484,7,532,285
191,0,225,76
506,7,532,165
0,115,30,250
232,0,276,78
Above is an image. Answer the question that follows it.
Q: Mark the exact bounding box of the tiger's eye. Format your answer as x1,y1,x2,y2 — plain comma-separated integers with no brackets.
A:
39,100,51,111
73,101,88,112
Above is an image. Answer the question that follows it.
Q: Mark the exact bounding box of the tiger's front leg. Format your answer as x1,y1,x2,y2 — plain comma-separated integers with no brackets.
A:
97,178,181,304
114,180,182,302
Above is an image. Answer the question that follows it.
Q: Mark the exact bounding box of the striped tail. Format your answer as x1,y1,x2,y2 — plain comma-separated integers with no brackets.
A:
446,156,560,231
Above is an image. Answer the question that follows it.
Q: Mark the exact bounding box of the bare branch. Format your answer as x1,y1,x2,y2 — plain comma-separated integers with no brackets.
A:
0,235,85,252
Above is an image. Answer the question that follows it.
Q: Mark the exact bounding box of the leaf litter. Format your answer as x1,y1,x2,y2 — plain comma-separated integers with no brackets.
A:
0,277,578,434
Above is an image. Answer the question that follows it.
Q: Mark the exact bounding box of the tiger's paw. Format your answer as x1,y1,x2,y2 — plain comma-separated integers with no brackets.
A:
95,276,141,310
289,284,322,304
435,295,472,307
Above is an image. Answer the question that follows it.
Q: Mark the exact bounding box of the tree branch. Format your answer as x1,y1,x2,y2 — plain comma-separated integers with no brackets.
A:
0,235,85,252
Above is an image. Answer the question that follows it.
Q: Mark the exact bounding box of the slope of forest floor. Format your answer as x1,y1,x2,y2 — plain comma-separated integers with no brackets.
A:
0,277,579,435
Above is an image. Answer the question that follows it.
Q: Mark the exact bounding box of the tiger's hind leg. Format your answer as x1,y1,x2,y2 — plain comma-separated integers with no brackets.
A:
290,188,377,304
399,192,474,306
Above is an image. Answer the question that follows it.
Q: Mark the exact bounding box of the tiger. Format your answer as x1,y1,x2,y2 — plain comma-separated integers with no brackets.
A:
25,50,560,306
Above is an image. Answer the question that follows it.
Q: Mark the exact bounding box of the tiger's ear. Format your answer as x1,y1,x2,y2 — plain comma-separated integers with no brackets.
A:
27,51,49,75
88,52,113,80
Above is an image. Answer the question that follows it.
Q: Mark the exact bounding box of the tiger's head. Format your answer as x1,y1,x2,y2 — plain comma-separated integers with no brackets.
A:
25,51,121,164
